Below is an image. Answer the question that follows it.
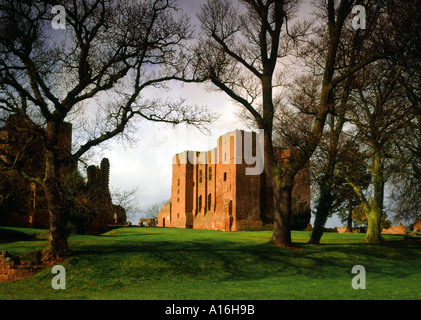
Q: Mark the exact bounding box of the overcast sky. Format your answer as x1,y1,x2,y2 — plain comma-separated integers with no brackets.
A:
95,0,342,228
103,0,247,223
106,82,252,223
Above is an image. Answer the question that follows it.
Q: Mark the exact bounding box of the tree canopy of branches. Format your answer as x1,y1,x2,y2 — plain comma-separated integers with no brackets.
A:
194,0,392,247
342,59,414,242
386,0,421,225
0,0,215,259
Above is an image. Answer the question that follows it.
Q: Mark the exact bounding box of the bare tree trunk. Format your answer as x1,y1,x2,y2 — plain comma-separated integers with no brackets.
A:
271,181,293,248
261,87,295,248
365,152,385,243
347,201,353,231
365,208,383,243
44,181,70,259
309,180,333,244
43,123,71,259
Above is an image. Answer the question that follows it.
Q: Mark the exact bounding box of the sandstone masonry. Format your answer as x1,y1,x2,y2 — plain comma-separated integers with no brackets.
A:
0,251,43,283
158,130,310,231
0,114,123,234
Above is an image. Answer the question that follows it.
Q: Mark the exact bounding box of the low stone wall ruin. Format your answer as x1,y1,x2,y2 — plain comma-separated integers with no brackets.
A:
0,251,43,283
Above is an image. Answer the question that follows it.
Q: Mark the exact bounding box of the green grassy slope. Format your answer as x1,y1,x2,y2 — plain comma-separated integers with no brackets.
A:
0,226,420,300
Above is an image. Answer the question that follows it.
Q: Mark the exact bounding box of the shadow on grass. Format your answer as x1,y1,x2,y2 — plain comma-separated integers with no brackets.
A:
0,228,38,244
67,233,421,284
97,233,163,238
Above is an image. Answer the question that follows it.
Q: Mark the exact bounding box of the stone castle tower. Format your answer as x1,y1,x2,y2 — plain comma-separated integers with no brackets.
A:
87,158,110,192
158,129,310,231
86,158,115,234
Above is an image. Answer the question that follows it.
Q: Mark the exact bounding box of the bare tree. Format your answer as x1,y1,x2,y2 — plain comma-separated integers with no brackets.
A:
111,187,140,222
305,0,420,243
0,0,215,259
144,200,169,220
342,60,414,242
194,0,386,247
386,0,421,226
390,111,421,225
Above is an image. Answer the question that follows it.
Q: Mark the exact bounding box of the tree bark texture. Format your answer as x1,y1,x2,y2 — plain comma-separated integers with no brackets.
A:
309,180,334,244
364,152,385,243
43,122,71,259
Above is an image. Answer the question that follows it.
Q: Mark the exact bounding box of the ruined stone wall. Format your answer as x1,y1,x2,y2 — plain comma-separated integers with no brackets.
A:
1,115,120,234
210,134,237,230
158,201,171,227
414,219,421,232
169,152,194,228
234,131,261,230
86,158,114,234
192,133,237,231
381,224,406,234
192,207,231,231
0,251,42,283
210,150,229,231
113,205,127,225
234,169,262,230
160,129,311,232
138,218,157,227
190,149,222,230
174,130,264,231
192,152,208,228
0,117,73,229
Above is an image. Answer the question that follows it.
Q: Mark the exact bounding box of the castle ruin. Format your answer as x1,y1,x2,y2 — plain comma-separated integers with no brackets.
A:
158,129,310,231
0,115,124,233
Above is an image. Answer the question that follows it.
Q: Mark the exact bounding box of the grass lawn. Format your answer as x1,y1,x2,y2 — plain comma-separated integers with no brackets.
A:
0,226,420,300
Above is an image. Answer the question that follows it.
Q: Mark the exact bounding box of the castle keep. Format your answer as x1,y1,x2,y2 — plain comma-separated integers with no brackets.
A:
158,130,310,231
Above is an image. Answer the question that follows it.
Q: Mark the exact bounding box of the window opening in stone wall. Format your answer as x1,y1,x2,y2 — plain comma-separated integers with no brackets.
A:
209,167,212,180
199,195,202,212
178,178,180,186
208,194,211,211
199,169,202,183
224,172,227,181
